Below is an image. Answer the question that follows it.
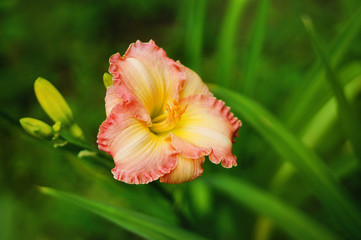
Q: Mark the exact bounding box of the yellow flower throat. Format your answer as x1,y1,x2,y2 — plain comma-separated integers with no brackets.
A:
150,100,187,134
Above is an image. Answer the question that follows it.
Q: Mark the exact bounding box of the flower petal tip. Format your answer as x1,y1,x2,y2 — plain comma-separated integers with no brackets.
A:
172,95,240,168
160,156,205,184
112,157,177,184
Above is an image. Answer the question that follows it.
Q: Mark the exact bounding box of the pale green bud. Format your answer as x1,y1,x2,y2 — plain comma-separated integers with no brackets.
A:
69,123,85,140
20,117,54,140
34,77,73,126
77,150,97,159
52,121,62,132
52,121,62,140
53,140,68,148
103,73,113,88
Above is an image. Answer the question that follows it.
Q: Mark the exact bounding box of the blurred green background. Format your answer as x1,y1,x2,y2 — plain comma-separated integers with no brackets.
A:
1,0,361,239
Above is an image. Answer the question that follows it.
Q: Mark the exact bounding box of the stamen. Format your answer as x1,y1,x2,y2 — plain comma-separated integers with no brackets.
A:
150,100,187,134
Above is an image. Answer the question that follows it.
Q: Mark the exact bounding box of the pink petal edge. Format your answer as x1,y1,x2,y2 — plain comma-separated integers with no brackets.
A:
175,95,241,168
97,103,178,184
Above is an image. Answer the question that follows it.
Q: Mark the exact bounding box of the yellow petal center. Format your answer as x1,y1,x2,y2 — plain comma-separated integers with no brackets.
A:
150,100,187,135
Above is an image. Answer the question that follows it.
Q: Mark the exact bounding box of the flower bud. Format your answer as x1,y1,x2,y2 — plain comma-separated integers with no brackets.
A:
69,123,85,140
34,77,73,126
20,117,54,140
51,121,62,140
77,150,97,159
53,140,68,148
52,121,62,132
103,73,113,88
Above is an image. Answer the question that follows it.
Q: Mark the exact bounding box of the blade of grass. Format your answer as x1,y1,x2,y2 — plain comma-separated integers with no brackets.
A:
282,7,361,131
271,74,361,196
254,153,359,240
302,15,361,163
205,175,341,240
39,187,207,240
302,75,361,147
254,71,361,240
216,0,249,87
241,0,270,95
184,0,207,74
253,74,361,240
208,84,361,238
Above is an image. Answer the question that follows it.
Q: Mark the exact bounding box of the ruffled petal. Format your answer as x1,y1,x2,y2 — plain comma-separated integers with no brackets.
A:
179,63,213,99
104,84,151,124
97,103,178,184
168,133,211,159
160,155,205,184
109,40,185,118
104,85,122,117
172,95,241,168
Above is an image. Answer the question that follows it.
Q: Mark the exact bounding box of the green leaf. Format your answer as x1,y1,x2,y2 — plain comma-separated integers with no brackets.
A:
216,0,249,87
39,187,207,240
184,0,207,74
302,15,361,163
254,74,361,240
241,0,270,95
255,154,360,240
206,175,341,240
271,74,361,196
282,7,361,131
301,74,361,147
208,84,361,238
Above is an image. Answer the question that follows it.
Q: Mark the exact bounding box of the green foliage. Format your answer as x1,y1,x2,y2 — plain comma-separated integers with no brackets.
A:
39,187,207,240
206,175,341,240
281,6,361,133
216,0,249,87
208,84,361,238
241,0,269,95
1,0,361,240
302,15,361,163
184,0,207,73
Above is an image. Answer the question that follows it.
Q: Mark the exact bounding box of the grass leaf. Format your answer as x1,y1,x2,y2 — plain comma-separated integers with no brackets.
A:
208,84,361,238
216,0,249,87
281,7,361,131
253,72,361,240
302,15,361,163
272,74,361,196
206,175,341,240
241,0,270,95
39,187,207,240
184,0,207,74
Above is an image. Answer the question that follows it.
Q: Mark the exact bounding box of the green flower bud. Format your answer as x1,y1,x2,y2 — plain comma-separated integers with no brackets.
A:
103,73,113,88
53,139,68,148
20,117,54,140
77,150,97,159
51,121,62,140
69,123,85,140
34,77,73,126
52,121,62,132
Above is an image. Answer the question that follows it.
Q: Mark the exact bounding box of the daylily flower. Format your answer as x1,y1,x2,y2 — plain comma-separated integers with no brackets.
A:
97,40,241,184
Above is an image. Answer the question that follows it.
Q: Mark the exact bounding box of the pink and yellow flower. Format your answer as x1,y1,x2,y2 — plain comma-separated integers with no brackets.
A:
97,40,241,184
